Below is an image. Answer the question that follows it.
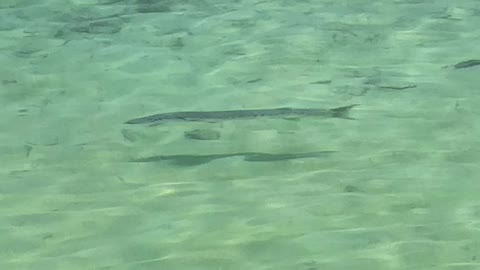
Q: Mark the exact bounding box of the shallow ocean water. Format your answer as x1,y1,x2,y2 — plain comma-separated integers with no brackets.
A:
1,0,480,269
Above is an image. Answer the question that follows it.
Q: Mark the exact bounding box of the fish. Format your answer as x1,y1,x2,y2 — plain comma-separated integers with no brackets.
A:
454,59,480,69
130,151,335,166
125,104,358,125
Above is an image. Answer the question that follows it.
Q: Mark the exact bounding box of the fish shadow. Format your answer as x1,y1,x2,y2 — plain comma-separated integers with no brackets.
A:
130,151,335,166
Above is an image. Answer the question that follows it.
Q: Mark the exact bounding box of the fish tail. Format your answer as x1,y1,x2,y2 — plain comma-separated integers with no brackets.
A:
330,104,359,119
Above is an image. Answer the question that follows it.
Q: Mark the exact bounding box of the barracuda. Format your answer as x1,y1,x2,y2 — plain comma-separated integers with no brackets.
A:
125,104,358,125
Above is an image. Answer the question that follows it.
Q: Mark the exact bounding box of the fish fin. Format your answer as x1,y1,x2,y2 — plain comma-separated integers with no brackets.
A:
330,104,359,119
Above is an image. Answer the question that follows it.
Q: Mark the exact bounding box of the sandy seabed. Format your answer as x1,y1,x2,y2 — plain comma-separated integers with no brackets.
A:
1,0,480,269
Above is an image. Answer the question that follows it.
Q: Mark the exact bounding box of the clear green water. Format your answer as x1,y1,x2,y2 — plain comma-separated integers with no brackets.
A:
1,0,480,269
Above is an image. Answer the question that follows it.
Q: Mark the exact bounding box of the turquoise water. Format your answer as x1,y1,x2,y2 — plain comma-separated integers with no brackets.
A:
1,0,480,269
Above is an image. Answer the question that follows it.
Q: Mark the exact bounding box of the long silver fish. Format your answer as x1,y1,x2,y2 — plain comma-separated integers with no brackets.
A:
125,104,358,125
